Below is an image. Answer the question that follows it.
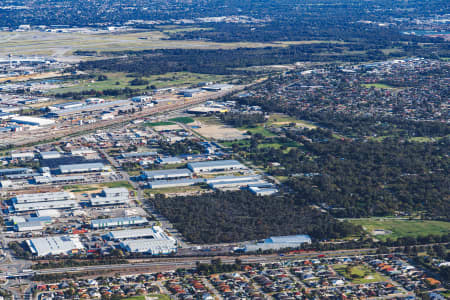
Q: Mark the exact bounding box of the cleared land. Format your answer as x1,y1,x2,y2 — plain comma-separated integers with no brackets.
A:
0,30,345,58
348,218,450,241
194,123,247,140
361,83,397,89
333,264,387,284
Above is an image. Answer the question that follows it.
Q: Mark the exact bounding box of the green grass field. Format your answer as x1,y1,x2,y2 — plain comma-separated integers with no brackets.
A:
239,125,275,137
169,117,195,124
145,121,176,127
348,218,450,241
102,181,134,189
361,83,397,89
48,72,228,96
334,264,386,284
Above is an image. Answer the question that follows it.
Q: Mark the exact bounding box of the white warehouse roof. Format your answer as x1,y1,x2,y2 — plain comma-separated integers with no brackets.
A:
13,200,78,212
59,162,106,173
26,235,84,256
106,226,168,240
15,191,74,203
10,116,55,126
120,239,177,255
187,160,245,172
142,168,192,180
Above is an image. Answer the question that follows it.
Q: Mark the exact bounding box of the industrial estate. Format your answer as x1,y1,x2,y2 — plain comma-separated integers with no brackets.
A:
0,0,449,299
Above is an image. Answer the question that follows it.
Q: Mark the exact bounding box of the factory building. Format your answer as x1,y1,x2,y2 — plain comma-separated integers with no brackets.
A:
105,226,167,241
15,191,74,204
120,239,177,255
11,152,35,160
34,175,84,185
244,234,312,253
201,84,233,92
10,116,55,127
89,187,129,206
48,101,84,111
0,168,33,176
121,151,158,159
91,216,147,229
131,95,152,103
142,168,192,181
156,157,182,165
13,200,78,212
205,175,261,184
59,162,106,174
36,209,60,218
39,151,62,159
26,235,84,256
187,160,246,173
148,178,203,189
15,221,44,232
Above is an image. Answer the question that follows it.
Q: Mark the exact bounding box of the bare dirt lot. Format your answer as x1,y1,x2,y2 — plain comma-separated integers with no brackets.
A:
194,123,247,140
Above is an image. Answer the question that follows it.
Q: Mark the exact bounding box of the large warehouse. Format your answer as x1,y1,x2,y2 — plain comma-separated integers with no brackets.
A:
0,168,33,176
59,162,107,174
120,239,177,255
13,200,78,212
90,187,130,206
15,191,74,203
244,234,312,253
142,168,192,181
105,226,169,241
10,116,55,127
148,178,203,189
26,235,84,256
91,216,147,229
187,160,246,173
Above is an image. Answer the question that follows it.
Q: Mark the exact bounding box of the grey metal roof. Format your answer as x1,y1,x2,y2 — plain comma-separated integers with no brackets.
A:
91,216,147,226
187,160,244,169
149,178,203,189
15,191,73,203
143,168,192,179
59,162,105,173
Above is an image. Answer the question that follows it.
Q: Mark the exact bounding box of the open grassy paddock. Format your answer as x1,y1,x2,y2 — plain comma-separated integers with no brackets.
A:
333,264,387,284
348,218,450,241
48,72,229,96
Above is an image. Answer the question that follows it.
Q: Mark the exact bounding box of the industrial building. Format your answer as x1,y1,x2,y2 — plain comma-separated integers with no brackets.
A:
46,100,130,118
121,151,158,159
142,168,192,181
0,168,33,176
15,191,74,204
244,234,312,253
187,160,246,173
48,101,84,111
59,162,106,174
249,186,279,196
105,226,168,241
120,239,177,255
201,84,233,92
148,178,203,189
11,152,35,160
205,175,260,184
39,151,62,159
26,235,84,256
10,116,55,127
90,187,130,206
15,220,44,232
36,209,60,218
13,200,78,212
34,175,84,185
156,157,182,165
91,216,147,229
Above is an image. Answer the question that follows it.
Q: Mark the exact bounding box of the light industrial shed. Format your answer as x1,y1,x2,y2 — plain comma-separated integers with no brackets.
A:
26,235,84,256
120,239,177,255
91,216,147,229
13,200,78,212
148,178,203,189
15,191,74,203
187,160,246,173
59,162,106,174
142,168,192,181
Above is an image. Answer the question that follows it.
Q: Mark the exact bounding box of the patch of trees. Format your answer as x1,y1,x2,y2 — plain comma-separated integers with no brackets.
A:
151,191,361,244
78,44,398,76
220,112,265,127
158,140,205,156
130,77,149,86
239,133,449,218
